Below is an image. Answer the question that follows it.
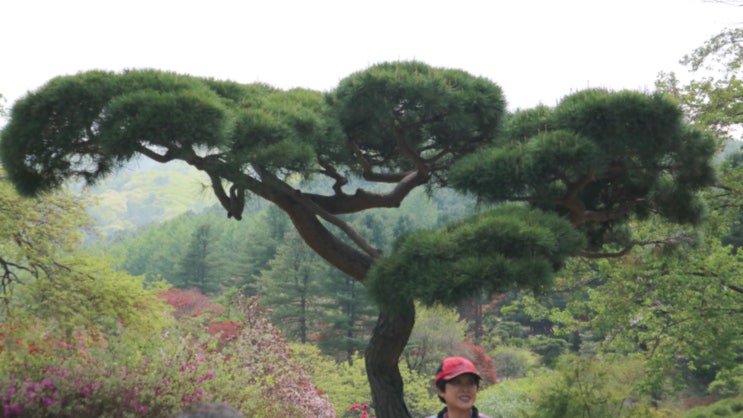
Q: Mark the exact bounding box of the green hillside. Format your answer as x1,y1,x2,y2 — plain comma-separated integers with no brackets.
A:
82,159,218,237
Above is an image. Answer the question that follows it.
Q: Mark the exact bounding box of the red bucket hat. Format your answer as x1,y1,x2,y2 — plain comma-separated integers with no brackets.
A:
435,356,480,384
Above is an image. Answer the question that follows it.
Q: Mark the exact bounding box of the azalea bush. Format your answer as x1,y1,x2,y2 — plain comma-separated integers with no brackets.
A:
348,403,374,418
0,291,335,417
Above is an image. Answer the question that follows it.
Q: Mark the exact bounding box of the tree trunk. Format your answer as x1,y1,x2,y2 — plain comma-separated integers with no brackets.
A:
280,195,418,416
365,299,415,418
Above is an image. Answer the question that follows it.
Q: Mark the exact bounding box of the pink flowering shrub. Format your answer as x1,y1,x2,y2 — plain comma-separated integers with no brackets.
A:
0,292,335,417
208,292,336,417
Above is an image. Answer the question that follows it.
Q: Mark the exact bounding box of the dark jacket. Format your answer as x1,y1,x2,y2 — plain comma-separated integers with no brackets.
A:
427,406,492,418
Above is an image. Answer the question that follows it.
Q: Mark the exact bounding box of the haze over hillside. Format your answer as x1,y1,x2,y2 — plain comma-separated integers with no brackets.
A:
79,159,218,238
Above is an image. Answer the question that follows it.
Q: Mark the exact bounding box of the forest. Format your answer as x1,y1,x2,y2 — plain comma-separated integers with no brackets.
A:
0,26,742,418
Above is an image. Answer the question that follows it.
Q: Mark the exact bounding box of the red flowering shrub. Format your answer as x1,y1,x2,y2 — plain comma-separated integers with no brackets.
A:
206,320,244,346
468,342,498,385
348,403,375,418
158,288,223,319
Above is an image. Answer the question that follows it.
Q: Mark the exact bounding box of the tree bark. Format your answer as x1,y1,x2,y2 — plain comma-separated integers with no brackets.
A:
365,299,416,418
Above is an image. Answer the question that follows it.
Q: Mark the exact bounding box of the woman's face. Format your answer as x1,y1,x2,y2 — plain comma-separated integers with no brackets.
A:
437,373,479,413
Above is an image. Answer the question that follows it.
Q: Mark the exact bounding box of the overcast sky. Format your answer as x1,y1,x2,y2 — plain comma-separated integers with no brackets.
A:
1,0,740,113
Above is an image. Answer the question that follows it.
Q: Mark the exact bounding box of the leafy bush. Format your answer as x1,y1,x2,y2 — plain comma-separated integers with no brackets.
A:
490,345,538,379
290,343,356,416
685,397,743,418
523,355,674,418
477,380,533,418
403,303,470,375
399,363,442,417
291,342,441,417
709,366,743,398
526,335,569,368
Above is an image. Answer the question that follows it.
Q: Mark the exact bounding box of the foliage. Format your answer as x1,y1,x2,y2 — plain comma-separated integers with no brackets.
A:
654,35,743,401
403,303,470,374
560,220,741,392
470,343,499,385
0,292,335,417
291,345,371,417
525,355,674,418
255,223,378,359
330,61,506,184
290,343,441,418
0,169,91,297
7,254,172,347
709,365,743,398
368,204,585,314
256,229,328,343
477,379,534,418
451,89,716,251
656,27,742,140
0,180,322,418
398,364,442,418
102,184,465,363
311,267,377,363
684,397,743,418
196,293,335,416
175,223,220,294
100,207,266,292
490,346,539,380
157,288,223,320
526,335,570,369
102,210,208,281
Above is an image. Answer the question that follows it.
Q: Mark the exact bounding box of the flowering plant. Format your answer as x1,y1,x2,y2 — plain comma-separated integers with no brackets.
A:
0,292,335,417
348,403,375,418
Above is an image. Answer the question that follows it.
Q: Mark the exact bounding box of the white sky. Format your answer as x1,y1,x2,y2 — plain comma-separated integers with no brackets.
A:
1,0,740,113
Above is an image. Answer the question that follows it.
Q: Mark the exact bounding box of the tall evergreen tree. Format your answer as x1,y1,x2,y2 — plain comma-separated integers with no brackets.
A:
256,229,326,343
315,269,378,365
175,223,218,294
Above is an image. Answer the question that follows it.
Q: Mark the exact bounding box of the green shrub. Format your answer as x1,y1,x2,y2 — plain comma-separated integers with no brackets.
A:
709,366,743,398
522,354,674,418
490,345,538,379
712,405,731,415
477,380,533,418
291,342,442,417
685,411,710,418
685,398,743,418
290,344,372,417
